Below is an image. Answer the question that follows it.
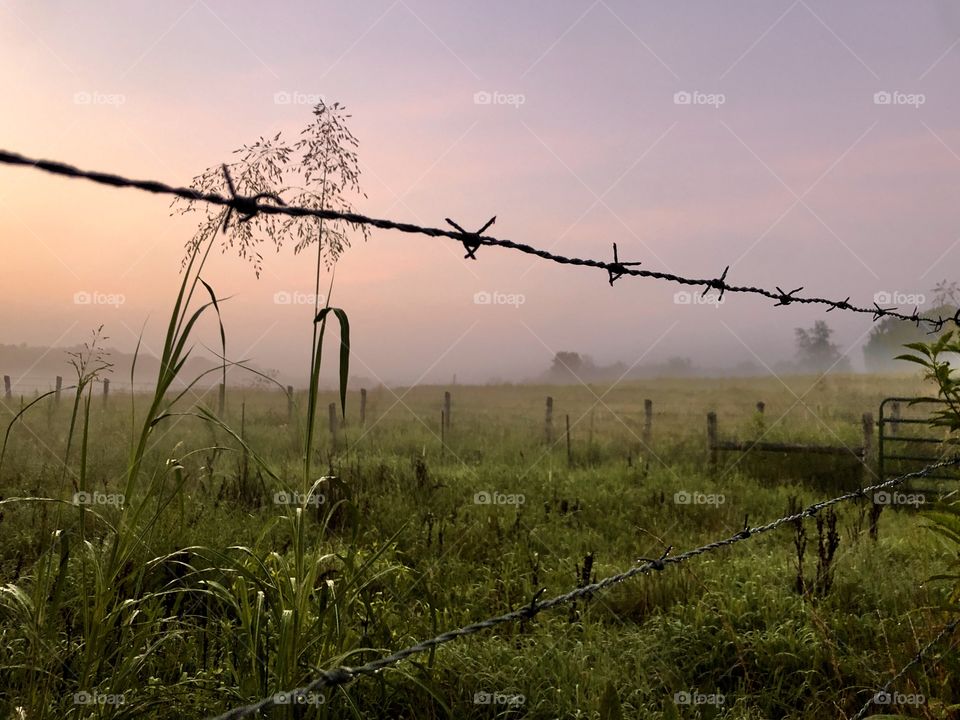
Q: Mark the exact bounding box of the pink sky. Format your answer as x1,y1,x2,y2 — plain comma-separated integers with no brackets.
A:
2,0,959,386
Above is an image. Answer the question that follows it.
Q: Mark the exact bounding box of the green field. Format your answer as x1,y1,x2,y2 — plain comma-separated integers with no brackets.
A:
2,373,959,719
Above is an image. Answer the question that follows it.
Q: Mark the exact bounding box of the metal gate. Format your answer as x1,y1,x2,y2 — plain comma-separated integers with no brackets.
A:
878,397,959,494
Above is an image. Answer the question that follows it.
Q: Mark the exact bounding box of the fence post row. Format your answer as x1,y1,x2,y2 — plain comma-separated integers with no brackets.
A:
443,391,451,430
545,396,554,443
707,411,718,468
861,412,873,461
328,402,339,448
643,398,652,444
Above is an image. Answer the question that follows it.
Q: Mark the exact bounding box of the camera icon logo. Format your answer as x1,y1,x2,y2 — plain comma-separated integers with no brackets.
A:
473,91,492,105
874,91,892,105
673,91,692,105
473,291,492,305
474,491,491,504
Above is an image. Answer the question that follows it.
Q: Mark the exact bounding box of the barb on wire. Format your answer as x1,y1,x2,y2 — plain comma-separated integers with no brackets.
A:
825,296,851,313
850,617,960,720
445,216,495,259
206,457,960,720
219,164,286,232
774,286,803,306
607,242,642,285
1,148,957,332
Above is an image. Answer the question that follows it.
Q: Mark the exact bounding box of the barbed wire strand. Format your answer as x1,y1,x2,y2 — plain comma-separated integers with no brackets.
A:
850,617,960,720
1,149,958,333
207,457,960,720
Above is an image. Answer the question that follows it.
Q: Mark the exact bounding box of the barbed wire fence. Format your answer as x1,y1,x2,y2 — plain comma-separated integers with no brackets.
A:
2,148,959,334
209,458,960,720
2,147,959,717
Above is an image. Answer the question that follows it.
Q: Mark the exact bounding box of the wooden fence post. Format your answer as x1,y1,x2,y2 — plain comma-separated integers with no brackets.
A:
545,396,554,443
103,378,109,403
890,401,900,436
862,412,874,463
286,385,294,422
565,414,572,468
443,391,451,430
55,376,62,406
707,412,718,468
360,388,367,426
329,402,339,446
756,401,765,414
643,399,653,444
3,375,10,400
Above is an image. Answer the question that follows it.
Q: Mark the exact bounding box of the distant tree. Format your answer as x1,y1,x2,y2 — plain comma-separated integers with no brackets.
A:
794,321,851,373
665,356,694,375
551,352,585,376
863,279,958,372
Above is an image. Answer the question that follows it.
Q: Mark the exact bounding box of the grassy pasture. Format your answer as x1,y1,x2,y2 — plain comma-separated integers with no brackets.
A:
2,372,959,719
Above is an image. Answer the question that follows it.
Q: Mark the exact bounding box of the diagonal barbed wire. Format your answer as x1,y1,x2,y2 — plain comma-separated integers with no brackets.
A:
208,457,960,720
850,617,960,720
1,148,958,333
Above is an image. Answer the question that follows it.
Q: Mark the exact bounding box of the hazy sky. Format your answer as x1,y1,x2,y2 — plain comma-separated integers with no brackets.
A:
2,0,959,386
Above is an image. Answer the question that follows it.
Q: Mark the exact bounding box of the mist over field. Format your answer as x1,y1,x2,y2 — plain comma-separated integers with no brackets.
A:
3,0,960,386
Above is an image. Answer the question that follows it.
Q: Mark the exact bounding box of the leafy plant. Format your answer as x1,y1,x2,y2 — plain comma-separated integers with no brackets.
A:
896,331,960,434
896,331,960,613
